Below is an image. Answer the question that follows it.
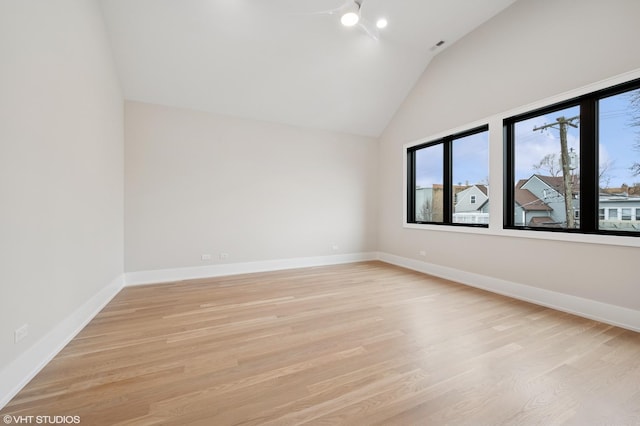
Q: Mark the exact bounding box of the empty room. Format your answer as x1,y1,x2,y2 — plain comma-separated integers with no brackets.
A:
2,0,640,424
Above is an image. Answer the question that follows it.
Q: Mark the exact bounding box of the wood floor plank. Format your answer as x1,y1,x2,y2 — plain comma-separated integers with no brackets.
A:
2,261,640,425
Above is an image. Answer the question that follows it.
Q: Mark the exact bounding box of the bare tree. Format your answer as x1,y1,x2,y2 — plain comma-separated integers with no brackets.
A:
630,90,640,175
532,153,561,177
419,200,431,222
599,159,614,189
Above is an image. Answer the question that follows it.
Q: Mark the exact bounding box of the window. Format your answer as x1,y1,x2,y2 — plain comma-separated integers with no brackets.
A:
599,87,640,232
412,144,443,222
507,104,580,229
505,78,640,236
407,126,489,226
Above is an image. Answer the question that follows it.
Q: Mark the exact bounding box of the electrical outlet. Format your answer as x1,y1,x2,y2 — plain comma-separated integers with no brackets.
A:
419,250,426,257
332,244,339,251
219,252,229,260
201,254,212,261
15,324,28,343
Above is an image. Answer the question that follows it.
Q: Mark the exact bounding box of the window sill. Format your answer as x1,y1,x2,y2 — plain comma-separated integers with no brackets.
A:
403,222,640,248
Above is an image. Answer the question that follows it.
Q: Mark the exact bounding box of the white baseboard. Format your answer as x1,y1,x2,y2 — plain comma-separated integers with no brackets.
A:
0,275,125,410
125,252,379,286
377,252,640,333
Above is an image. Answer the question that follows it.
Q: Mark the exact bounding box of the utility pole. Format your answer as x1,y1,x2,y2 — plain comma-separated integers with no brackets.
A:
533,115,579,228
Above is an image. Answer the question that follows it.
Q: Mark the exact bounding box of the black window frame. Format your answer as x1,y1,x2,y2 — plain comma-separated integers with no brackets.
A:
407,124,489,227
504,77,640,237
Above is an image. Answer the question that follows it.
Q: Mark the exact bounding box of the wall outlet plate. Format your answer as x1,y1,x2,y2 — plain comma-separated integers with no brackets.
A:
15,323,28,343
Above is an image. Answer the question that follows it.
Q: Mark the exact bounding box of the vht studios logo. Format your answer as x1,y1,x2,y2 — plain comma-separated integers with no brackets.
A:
3,415,80,424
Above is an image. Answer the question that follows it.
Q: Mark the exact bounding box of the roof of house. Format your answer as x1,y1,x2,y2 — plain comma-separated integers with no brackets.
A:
533,174,580,195
529,216,561,227
514,188,552,211
601,185,640,197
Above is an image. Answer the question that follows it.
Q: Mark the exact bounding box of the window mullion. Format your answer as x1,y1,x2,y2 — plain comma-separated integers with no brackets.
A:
580,98,598,233
443,138,452,223
407,149,416,223
503,122,515,228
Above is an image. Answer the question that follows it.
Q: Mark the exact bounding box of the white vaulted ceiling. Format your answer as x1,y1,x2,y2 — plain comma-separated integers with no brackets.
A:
100,0,517,137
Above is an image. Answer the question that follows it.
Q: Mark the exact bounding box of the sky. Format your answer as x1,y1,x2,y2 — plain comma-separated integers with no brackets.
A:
415,89,640,189
514,105,581,183
598,90,639,187
415,131,488,188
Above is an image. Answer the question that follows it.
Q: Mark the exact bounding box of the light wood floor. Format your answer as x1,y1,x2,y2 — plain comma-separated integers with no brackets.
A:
2,261,640,425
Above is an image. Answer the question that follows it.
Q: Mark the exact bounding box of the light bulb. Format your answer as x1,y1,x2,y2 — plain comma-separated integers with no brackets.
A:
376,18,388,29
341,11,360,27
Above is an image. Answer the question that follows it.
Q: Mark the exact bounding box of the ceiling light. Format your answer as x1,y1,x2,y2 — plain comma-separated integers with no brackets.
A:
341,11,360,27
376,18,388,29
341,1,361,27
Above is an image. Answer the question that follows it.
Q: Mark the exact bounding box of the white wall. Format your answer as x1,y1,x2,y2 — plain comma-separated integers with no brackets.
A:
125,101,378,273
378,0,640,311
0,0,123,394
